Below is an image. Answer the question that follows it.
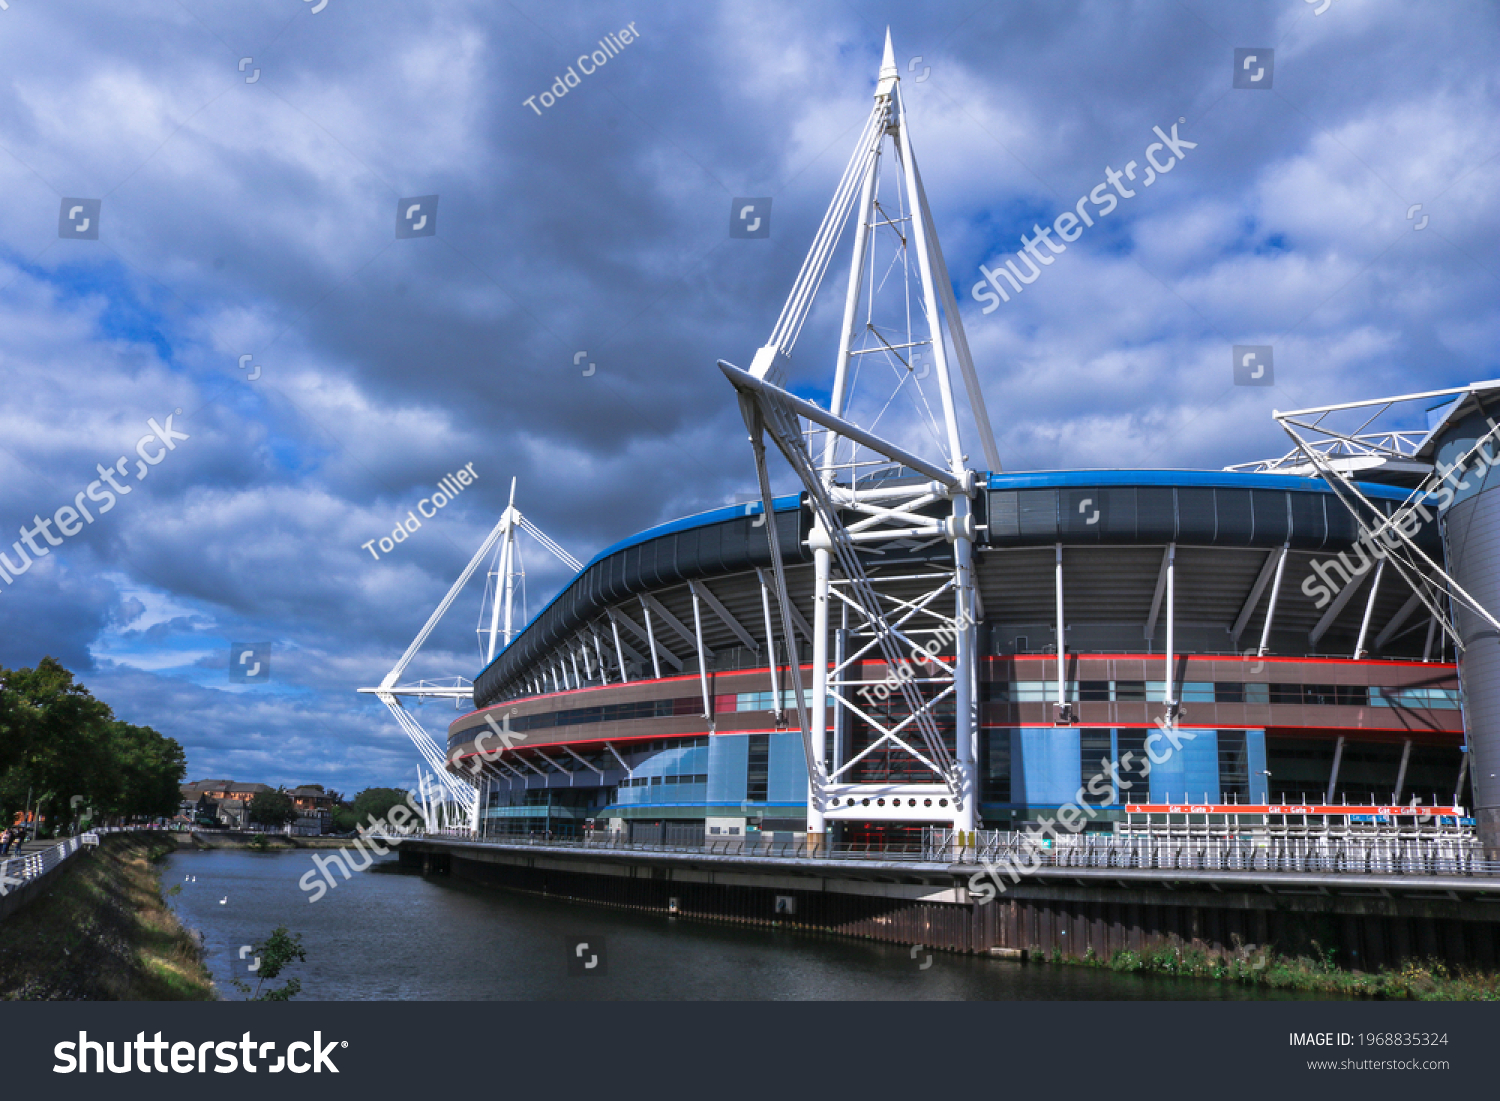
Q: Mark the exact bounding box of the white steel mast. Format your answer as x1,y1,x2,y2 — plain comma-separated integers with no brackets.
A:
723,31,1000,847
358,480,581,835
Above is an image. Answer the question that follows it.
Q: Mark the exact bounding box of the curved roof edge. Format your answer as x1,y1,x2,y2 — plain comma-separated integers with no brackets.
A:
988,468,1414,499
470,493,803,688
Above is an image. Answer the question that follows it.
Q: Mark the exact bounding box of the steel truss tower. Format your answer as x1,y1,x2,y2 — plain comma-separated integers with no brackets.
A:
722,32,1001,844
358,479,581,833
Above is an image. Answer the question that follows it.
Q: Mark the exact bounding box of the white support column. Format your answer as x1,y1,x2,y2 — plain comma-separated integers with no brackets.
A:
1230,546,1282,651
1164,543,1177,710
569,650,582,690
1257,544,1290,657
495,519,519,663
691,586,713,721
610,616,630,683
757,567,782,716
1054,543,1067,720
591,628,608,683
952,494,978,832
833,602,849,781
639,596,663,681
500,516,516,648
1310,565,1370,647
807,532,831,841
1393,738,1413,802
1354,559,1386,658
1326,736,1346,801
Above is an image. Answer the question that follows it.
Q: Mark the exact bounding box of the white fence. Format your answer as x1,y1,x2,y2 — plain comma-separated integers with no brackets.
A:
0,828,120,903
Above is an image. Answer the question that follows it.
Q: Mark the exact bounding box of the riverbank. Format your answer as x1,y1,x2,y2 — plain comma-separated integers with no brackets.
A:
0,832,214,1000
181,831,357,851
1070,943,1500,1001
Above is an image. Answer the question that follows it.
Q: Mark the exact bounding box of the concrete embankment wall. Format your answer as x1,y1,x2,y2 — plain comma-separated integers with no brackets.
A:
0,854,76,924
405,843,1500,973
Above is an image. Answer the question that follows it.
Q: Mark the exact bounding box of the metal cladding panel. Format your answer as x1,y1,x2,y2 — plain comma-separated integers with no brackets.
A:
1288,491,1328,550
1175,487,1217,541
988,489,1020,541
1017,489,1059,539
1443,492,1500,821
1135,487,1176,541
1101,485,1138,539
1059,486,1102,541
1325,496,1361,546
472,506,809,708
1251,489,1291,545
988,482,1363,552
674,526,703,579
1215,488,1254,545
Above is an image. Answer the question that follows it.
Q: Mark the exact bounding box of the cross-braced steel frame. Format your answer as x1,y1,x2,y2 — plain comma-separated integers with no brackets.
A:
722,32,1000,837
1271,386,1500,653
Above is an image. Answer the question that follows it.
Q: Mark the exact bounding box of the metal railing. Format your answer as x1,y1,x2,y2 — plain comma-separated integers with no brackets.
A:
0,829,115,900
416,827,1500,879
960,829,1497,877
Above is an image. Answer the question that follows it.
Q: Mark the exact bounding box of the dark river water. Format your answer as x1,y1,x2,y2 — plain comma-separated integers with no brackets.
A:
163,849,1319,1001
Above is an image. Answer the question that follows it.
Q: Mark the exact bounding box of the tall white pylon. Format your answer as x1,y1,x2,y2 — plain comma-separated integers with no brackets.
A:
723,30,1000,842
358,479,581,834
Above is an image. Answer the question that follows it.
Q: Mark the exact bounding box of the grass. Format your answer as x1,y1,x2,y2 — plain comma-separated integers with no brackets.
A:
1074,939,1500,1000
0,832,215,1000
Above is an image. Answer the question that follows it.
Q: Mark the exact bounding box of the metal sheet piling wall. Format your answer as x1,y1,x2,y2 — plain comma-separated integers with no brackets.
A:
408,843,1500,973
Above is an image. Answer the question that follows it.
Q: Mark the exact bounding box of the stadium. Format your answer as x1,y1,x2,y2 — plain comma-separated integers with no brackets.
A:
368,34,1490,859
443,466,1468,846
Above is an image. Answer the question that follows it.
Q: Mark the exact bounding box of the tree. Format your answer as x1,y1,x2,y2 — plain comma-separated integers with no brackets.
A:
350,787,414,829
247,789,297,826
229,926,307,1001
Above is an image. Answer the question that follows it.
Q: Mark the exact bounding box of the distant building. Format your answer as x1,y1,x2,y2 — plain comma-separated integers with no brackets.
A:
288,785,334,834
178,780,274,828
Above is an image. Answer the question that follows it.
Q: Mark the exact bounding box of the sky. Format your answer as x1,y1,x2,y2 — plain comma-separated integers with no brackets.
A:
0,0,1495,796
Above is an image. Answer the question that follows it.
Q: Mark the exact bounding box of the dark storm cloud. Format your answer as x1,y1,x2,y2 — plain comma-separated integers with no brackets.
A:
0,0,1495,791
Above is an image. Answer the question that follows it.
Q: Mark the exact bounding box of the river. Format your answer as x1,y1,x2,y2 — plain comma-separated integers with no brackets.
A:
163,848,1318,1000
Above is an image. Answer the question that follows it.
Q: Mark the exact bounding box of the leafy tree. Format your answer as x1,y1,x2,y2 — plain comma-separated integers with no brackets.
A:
330,803,359,833
0,659,188,833
350,787,414,829
248,789,297,826
229,926,307,1001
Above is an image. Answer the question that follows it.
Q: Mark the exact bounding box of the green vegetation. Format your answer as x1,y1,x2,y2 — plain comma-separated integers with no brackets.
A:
332,786,411,833
1080,941,1500,1000
229,926,307,1001
248,789,297,827
0,832,213,1000
0,658,187,835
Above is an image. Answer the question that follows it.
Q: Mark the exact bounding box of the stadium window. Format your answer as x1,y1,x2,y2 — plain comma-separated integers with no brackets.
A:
1116,730,1148,783
1214,682,1244,704
1335,685,1369,706
1114,680,1146,702
746,734,770,802
1079,730,1113,805
1180,682,1215,703
1079,681,1110,703
982,730,1011,804
1304,684,1337,707
1218,731,1249,798
1269,683,1301,704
